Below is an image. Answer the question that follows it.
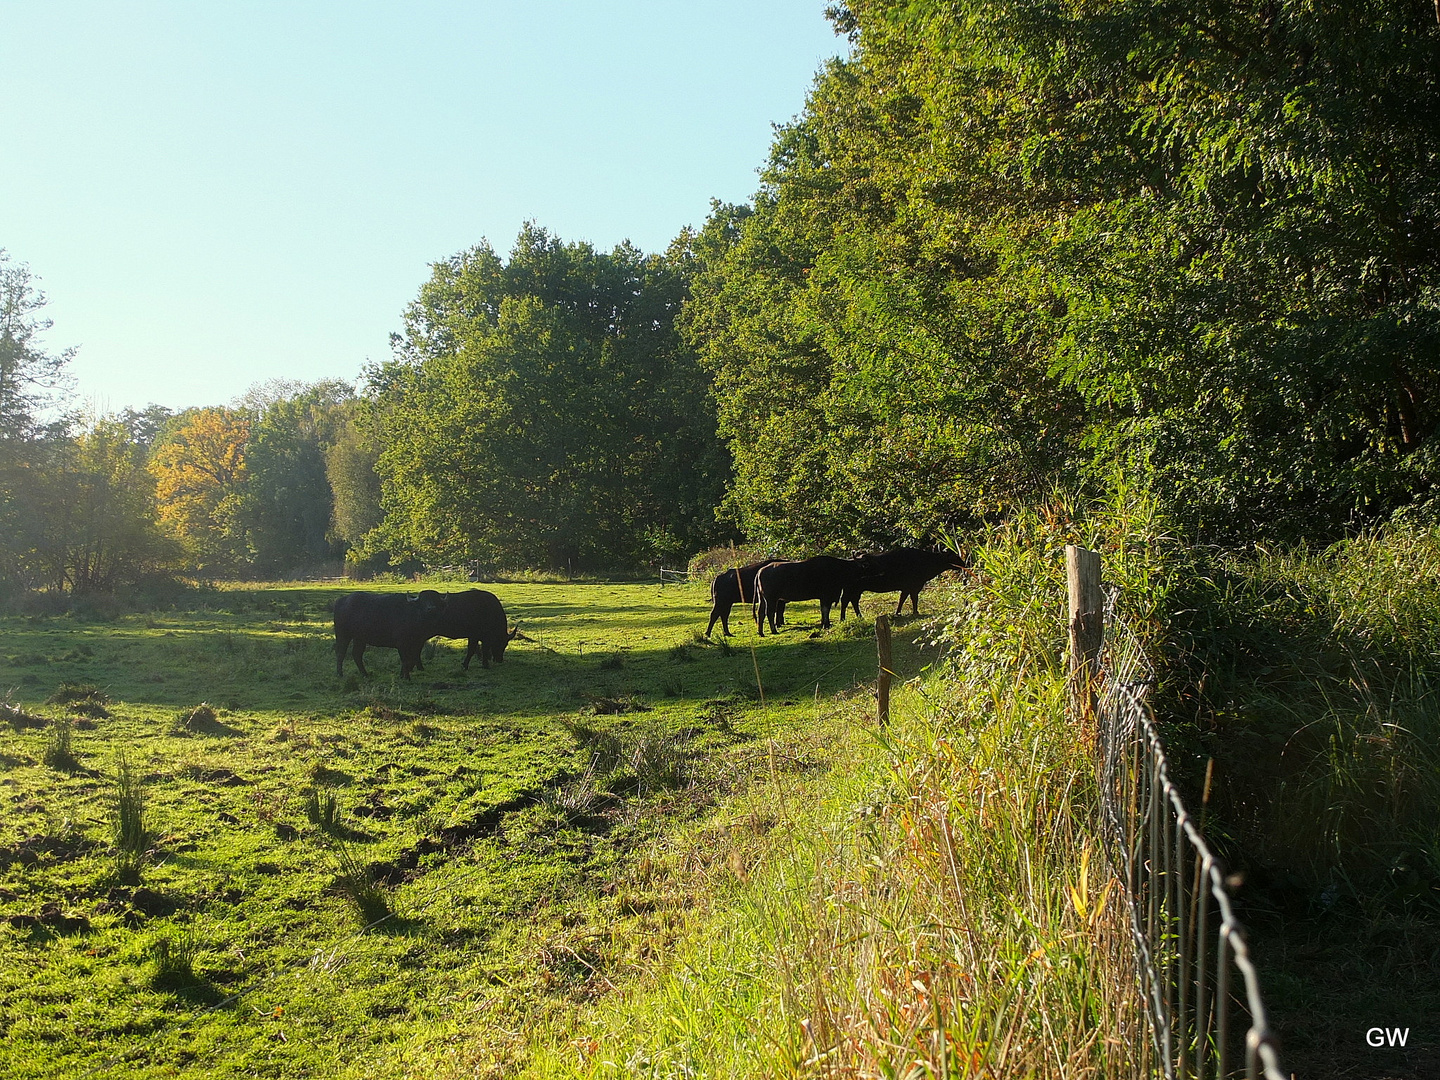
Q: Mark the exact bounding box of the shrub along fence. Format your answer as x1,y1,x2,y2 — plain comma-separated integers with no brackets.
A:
1066,545,1287,1080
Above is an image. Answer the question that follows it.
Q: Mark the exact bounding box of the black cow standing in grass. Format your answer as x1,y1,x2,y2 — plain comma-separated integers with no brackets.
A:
705,561,787,637
432,589,518,669
840,547,971,618
333,590,446,679
754,556,876,636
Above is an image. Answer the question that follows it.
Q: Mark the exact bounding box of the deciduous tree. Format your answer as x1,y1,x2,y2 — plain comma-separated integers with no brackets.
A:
149,408,252,573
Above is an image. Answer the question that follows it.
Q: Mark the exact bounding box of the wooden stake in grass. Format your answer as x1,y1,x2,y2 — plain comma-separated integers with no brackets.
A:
876,615,893,727
1065,544,1103,725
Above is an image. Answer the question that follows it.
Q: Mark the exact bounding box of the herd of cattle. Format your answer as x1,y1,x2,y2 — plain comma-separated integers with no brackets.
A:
332,547,970,679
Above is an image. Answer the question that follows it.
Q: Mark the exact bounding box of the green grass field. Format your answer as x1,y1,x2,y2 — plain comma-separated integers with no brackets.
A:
0,580,930,1079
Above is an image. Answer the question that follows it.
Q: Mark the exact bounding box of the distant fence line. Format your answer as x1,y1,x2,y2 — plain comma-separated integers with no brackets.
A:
1065,546,1287,1080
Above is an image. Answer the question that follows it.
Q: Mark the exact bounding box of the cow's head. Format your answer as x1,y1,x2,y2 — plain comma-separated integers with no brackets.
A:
411,589,448,629
492,623,519,663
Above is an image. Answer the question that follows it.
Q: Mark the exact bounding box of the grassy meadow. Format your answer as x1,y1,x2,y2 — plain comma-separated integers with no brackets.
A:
0,579,933,1079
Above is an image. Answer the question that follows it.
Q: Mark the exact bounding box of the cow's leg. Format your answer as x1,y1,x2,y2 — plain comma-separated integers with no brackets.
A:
909,590,920,616
894,594,906,616
706,602,726,638
352,642,370,677
776,600,786,627
335,633,349,676
461,638,478,670
756,598,767,636
479,638,491,669
819,600,833,629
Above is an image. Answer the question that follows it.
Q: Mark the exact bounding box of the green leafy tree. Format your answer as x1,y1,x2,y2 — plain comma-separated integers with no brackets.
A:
324,399,384,556
0,250,72,443
22,419,175,592
368,225,731,571
240,380,352,574
0,253,76,593
686,1,1440,546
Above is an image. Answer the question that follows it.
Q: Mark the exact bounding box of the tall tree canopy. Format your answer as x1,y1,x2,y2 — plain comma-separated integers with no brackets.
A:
686,0,1440,547
0,251,72,444
241,379,353,574
0,254,78,593
366,225,731,571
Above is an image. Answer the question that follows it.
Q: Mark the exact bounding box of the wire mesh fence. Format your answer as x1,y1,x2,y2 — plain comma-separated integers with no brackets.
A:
1092,577,1288,1080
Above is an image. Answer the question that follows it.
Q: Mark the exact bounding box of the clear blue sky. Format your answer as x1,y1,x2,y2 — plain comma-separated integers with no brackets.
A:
0,1,843,413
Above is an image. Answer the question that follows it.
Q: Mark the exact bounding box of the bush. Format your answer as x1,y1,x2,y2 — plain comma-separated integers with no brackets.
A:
686,545,772,580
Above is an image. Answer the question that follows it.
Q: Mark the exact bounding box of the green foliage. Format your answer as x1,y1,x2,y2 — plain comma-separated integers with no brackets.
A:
324,400,384,552
1169,524,1440,897
365,225,733,571
686,2,1440,547
240,380,353,575
0,250,72,444
684,543,771,578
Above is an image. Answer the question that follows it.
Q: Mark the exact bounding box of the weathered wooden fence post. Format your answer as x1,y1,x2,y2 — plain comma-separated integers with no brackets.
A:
1066,544,1104,722
876,614,893,727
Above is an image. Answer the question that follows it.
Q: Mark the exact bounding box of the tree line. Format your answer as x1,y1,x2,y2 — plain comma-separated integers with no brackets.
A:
0,226,732,595
688,0,1439,548
4,1,1436,597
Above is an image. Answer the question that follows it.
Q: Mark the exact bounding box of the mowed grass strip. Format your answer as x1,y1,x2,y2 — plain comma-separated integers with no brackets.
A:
0,580,927,1079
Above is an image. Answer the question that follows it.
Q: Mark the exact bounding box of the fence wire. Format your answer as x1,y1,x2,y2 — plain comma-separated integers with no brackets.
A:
1094,586,1287,1080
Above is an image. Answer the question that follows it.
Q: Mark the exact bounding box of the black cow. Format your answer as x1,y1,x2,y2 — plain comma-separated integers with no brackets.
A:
705,561,786,637
432,589,517,669
754,556,875,635
840,547,970,618
333,590,446,679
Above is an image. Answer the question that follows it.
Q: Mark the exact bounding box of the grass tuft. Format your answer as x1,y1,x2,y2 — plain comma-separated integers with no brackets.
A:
147,926,201,989
330,839,391,926
111,753,149,884
173,702,218,733
42,717,80,772
305,789,343,834
45,683,110,707
627,723,693,796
